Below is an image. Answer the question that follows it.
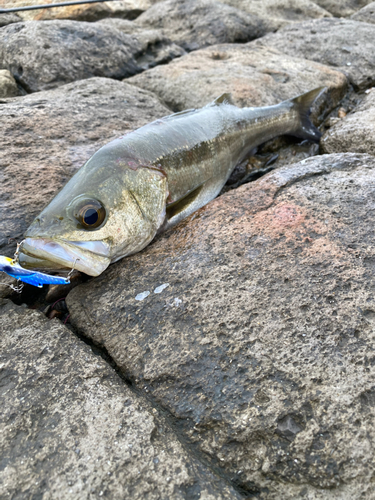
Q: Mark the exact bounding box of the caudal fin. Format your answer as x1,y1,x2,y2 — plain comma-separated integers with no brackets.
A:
288,87,325,143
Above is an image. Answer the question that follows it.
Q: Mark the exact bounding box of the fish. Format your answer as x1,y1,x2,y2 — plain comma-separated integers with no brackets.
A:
17,87,324,278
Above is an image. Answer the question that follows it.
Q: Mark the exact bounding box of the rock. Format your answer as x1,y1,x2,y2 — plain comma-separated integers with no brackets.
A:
321,88,375,156
255,18,375,91
351,1,375,23
67,152,375,498
0,20,142,92
0,13,22,27
0,274,18,299
0,77,169,258
2,0,152,22
127,43,347,112
0,299,240,499
314,0,373,17
220,0,332,31
136,0,266,52
97,18,186,69
0,69,20,97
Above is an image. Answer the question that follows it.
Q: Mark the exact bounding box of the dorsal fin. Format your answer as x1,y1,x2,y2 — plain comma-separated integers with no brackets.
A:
208,93,235,107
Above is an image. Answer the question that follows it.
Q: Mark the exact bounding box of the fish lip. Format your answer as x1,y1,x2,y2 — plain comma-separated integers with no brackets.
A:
20,237,111,277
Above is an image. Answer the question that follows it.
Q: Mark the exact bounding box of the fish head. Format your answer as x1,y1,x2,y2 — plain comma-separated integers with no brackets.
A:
19,143,168,276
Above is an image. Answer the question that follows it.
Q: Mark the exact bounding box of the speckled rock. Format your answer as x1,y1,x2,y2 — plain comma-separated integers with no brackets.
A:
127,43,347,111
0,299,241,500
221,0,332,31
0,69,19,97
255,18,375,91
0,13,22,27
0,77,169,258
136,0,266,52
351,1,375,23
314,0,373,17
0,20,142,92
321,89,375,156
67,152,375,499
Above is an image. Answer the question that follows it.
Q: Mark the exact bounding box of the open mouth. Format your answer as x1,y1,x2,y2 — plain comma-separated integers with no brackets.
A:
18,238,111,277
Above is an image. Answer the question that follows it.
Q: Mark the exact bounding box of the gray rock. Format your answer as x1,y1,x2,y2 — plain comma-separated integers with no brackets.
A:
0,77,169,258
136,0,266,52
67,152,375,498
314,0,373,17
0,299,241,499
351,1,375,23
322,88,375,155
221,0,332,31
0,69,20,97
255,18,375,90
97,18,186,69
127,43,347,111
0,13,22,27
0,20,142,92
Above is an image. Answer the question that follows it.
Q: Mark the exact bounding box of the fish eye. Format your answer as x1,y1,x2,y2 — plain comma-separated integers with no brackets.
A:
74,199,106,230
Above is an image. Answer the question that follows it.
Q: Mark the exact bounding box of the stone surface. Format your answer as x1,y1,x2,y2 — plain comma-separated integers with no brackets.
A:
314,0,373,17
0,69,19,97
136,0,266,52
0,12,22,26
351,1,375,23
0,0,151,22
0,20,142,92
128,43,347,112
321,88,375,156
0,299,240,499
0,77,169,258
255,18,375,91
97,18,186,69
68,152,375,498
221,0,332,31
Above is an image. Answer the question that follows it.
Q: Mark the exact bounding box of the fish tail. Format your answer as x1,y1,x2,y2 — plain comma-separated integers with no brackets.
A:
287,87,325,143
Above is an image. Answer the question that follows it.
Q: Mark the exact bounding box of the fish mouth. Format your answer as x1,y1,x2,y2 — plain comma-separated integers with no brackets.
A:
18,237,111,277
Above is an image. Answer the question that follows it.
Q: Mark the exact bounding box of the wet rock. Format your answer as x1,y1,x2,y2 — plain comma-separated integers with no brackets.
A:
0,274,18,299
97,18,186,69
0,13,22,27
321,88,375,156
221,0,332,31
351,1,375,23
68,152,375,498
136,0,266,52
255,18,375,90
0,20,142,92
314,0,373,17
0,69,20,97
128,43,347,111
0,299,240,499
0,77,169,258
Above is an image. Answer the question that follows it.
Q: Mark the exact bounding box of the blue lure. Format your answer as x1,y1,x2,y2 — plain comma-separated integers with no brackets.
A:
0,256,70,288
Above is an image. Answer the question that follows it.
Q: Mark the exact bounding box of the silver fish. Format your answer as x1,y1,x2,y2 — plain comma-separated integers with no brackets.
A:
19,87,324,276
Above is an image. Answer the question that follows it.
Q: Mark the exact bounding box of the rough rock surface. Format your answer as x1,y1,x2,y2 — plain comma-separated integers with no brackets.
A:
0,77,169,257
136,0,266,52
255,18,375,91
0,20,142,92
0,13,22,26
97,18,186,69
0,69,19,97
68,153,375,499
314,0,373,17
0,299,240,499
322,89,375,156
351,1,375,23
220,0,332,31
128,43,347,111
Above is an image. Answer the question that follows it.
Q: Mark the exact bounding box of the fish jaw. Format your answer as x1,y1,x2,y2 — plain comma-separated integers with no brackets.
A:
19,238,111,276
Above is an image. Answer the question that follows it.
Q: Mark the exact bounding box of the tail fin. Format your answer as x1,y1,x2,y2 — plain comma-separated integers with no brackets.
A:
288,87,325,143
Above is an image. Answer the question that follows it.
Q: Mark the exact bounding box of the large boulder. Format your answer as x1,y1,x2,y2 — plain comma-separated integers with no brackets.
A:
136,0,266,52
351,1,375,23
127,43,347,111
0,20,142,92
0,77,169,258
67,152,375,498
314,0,373,17
0,69,20,97
255,18,375,91
0,299,240,499
321,88,375,156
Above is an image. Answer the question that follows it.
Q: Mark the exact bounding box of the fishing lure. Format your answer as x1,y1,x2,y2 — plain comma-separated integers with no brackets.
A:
0,256,70,288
